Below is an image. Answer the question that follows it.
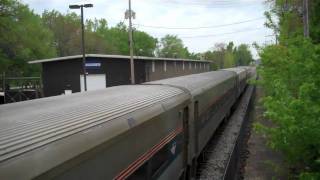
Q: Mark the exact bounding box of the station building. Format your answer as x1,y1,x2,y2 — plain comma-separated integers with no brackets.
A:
29,54,211,97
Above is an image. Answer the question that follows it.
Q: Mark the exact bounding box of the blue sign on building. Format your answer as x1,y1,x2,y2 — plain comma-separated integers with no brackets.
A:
85,60,101,70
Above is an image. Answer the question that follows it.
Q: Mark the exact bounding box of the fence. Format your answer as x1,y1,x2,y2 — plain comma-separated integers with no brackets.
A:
0,73,43,104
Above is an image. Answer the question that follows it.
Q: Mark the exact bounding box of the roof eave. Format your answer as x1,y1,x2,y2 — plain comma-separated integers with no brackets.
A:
28,54,212,64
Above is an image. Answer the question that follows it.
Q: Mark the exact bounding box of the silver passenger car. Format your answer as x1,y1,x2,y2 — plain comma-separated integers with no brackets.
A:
222,67,247,97
146,71,238,172
0,67,254,180
0,85,190,179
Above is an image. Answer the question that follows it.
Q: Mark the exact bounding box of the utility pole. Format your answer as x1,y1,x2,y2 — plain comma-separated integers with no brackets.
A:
126,0,135,84
303,0,309,37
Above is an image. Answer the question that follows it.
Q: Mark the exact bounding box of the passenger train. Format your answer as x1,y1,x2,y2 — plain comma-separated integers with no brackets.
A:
0,66,256,180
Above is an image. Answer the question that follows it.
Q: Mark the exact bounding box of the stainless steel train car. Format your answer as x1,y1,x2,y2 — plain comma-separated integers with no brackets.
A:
0,66,255,180
222,67,247,98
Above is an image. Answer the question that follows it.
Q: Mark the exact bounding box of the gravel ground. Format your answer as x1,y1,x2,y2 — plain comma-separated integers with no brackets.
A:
196,86,254,180
241,86,289,180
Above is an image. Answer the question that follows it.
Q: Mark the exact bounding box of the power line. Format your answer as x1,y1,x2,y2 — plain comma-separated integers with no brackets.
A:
133,17,264,30
264,34,275,37
180,27,265,38
161,0,262,6
156,0,263,9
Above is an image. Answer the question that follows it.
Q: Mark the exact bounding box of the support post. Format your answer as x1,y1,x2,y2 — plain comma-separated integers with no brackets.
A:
81,6,88,91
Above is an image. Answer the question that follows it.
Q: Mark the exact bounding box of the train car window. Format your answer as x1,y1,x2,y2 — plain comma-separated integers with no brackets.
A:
127,134,184,180
127,162,149,180
150,136,183,179
150,144,171,178
182,107,189,167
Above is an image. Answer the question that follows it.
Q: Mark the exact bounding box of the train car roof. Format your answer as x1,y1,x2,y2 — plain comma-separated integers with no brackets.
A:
145,71,236,95
221,67,247,75
0,85,189,179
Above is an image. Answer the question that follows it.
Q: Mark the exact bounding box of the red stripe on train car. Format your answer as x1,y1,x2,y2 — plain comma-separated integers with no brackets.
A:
114,126,183,180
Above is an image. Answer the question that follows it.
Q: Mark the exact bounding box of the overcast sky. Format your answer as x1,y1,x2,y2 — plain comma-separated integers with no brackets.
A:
22,0,274,59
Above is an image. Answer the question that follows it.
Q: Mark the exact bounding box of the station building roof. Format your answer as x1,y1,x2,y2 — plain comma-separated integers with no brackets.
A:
28,54,211,64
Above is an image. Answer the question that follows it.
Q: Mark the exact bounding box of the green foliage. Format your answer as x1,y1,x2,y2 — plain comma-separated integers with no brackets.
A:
0,0,255,76
42,11,158,57
224,42,235,68
42,10,81,56
234,44,253,66
258,36,320,177
203,42,253,69
133,30,157,57
157,35,191,58
223,51,234,68
103,22,130,55
0,0,56,76
259,1,320,177
204,43,225,69
299,172,320,180
309,1,320,43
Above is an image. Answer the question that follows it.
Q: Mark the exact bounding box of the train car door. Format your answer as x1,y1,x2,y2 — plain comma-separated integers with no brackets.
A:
194,101,199,154
182,107,189,178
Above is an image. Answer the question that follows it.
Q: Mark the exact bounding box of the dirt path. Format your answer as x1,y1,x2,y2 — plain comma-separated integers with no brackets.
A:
243,86,288,180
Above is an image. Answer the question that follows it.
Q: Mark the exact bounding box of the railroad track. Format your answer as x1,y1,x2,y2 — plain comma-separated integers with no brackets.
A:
196,85,255,180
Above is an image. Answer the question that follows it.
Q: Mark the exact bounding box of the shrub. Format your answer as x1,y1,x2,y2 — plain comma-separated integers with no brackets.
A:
257,36,320,178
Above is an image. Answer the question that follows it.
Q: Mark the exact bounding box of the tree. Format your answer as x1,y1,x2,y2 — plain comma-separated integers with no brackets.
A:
133,30,157,57
224,42,235,68
224,51,234,68
234,44,253,66
42,10,82,56
0,0,56,76
85,18,114,54
42,10,103,56
203,42,254,69
256,0,320,178
157,35,190,58
101,22,130,55
257,36,320,179
309,1,320,43
94,22,158,56
213,43,226,68
226,41,234,52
